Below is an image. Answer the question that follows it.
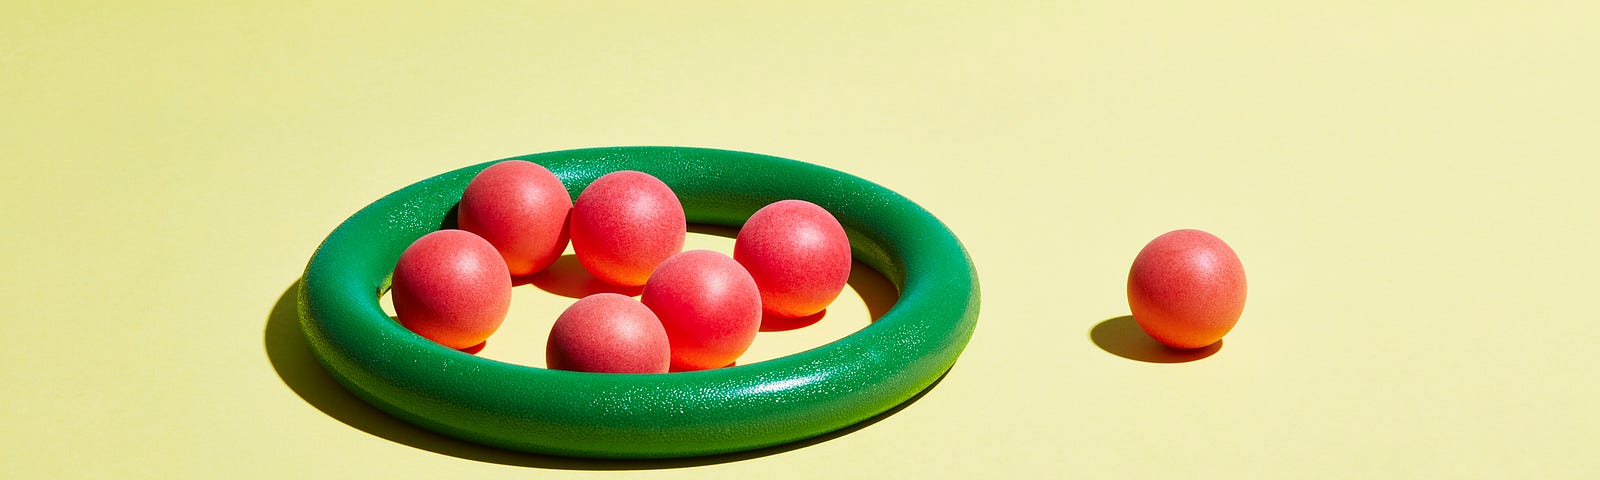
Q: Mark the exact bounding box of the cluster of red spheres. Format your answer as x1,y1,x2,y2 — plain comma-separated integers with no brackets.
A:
389,161,854,373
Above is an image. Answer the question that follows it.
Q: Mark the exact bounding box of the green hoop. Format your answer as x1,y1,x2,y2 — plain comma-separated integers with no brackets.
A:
298,146,980,458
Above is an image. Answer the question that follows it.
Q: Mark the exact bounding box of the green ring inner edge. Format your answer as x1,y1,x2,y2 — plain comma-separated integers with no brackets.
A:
298,146,980,459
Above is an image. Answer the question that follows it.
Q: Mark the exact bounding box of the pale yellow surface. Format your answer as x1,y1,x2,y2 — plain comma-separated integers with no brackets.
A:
4,2,1598,478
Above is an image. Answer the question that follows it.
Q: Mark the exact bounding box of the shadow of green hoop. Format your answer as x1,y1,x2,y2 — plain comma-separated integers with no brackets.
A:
298,146,980,459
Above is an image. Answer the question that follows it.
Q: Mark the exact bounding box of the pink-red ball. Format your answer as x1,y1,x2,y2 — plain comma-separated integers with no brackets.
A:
734,200,852,318
457,160,573,277
1127,229,1247,349
569,171,686,287
641,250,762,371
546,293,671,374
390,230,512,349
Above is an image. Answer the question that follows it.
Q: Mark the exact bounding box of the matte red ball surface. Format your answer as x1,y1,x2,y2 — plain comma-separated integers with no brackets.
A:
546,293,671,374
457,160,573,276
1127,229,1247,349
734,200,852,318
640,250,762,371
569,171,686,287
390,229,512,349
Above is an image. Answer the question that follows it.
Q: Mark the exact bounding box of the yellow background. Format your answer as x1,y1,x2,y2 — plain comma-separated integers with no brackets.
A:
4,2,1597,478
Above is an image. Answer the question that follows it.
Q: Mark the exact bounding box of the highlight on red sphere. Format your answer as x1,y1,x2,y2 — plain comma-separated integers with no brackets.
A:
457,160,573,277
390,229,512,350
1126,229,1247,349
569,170,686,287
734,199,852,319
546,293,671,374
640,250,763,371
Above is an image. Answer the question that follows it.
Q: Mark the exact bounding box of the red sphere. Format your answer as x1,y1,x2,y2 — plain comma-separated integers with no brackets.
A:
734,200,852,318
569,171,686,287
457,160,573,276
1127,229,1247,349
390,230,512,349
546,293,671,374
641,250,762,371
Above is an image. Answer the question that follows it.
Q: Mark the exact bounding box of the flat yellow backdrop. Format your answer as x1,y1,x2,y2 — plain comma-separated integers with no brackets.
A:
4,2,1597,478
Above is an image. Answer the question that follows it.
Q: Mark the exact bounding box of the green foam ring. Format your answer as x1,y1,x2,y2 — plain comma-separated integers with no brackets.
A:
297,146,980,458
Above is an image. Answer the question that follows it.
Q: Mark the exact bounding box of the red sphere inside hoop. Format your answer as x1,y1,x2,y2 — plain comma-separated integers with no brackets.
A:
547,293,671,374
457,160,572,277
569,170,686,287
735,199,852,318
390,229,512,350
641,250,763,371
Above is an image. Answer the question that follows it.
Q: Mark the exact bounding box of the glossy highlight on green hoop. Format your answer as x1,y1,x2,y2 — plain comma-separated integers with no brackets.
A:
297,146,980,458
